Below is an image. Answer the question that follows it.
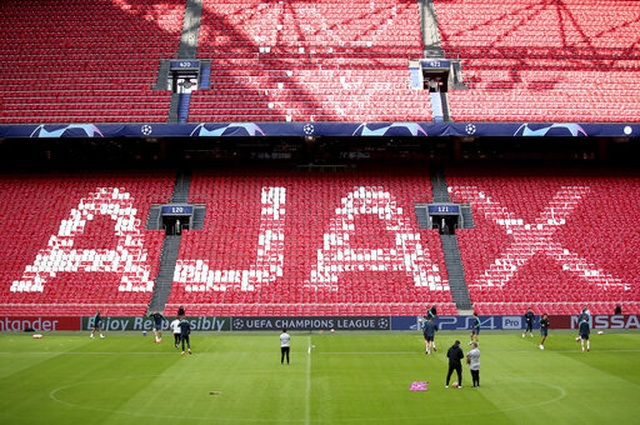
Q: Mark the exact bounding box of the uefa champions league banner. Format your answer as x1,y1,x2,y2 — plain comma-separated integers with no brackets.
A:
1,315,638,332
0,122,638,139
231,316,390,331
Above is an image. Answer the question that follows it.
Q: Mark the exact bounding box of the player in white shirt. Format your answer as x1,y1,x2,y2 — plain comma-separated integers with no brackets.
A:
280,329,291,365
466,342,481,387
170,317,181,349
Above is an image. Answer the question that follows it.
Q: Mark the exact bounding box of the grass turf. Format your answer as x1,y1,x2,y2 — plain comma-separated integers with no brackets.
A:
0,330,638,424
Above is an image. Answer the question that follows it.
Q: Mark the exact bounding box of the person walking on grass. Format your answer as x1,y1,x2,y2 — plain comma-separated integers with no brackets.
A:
421,316,438,355
469,312,481,345
539,313,550,350
578,315,590,352
148,309,166,343
280,328,291,365
428,305,438,351
170,316,181,349
446,340,464,388
466,342,481,388
523,307,535,338
179,317,192,355
90,310,105,339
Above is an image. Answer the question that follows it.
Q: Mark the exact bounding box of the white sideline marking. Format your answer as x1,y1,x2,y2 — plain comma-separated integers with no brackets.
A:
305,336,312,425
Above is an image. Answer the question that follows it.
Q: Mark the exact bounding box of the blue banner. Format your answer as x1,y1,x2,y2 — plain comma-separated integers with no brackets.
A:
231,316,390,331
427,204,460,215
0,122,638,139
392,315,537,331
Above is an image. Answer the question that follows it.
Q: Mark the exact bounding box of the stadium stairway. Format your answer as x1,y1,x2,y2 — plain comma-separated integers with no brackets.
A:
430,169,473,311
440,235,473,311
178,0,203,59
147,170,194,311
166,0,203,124
430,168,449,203
149,235,182,312
171,170,192,203
168,94,181,123
420,0,445,58
421,0,455,122
178,93,191,123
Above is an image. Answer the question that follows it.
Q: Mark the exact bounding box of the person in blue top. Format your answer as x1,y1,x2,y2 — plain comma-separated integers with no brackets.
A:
469,311,481,345
148,310,166,343
421,316,438,355
90,310,105,339
178,317,192,355
523,307,535,338
578,316,590,352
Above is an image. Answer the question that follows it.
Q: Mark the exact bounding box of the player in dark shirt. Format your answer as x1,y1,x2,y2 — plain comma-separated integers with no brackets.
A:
578,317,590,352
446,340,464,388
428,305,437,320
90,310,104,339
539,313,549,350
421,316,438,355
148,310,166,343
179,317,192,355
469,312,481,345
523,307,535,338
427,305,438,351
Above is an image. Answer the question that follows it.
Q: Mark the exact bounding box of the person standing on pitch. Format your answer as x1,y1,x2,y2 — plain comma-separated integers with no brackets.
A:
179,317,192,355
578,315,590,352
469,312,481,345
90,310,105,339
446,340,464,388
579,306,591,322
523,307,535,338
539,313,550,350
148,309,166,343
428,304,437,320
428,304,438,351
421,316,438,354
280,328,291,365
466,342,481,387
170,316,181,349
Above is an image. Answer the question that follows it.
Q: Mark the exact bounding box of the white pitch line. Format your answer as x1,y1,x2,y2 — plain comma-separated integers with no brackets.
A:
305,336,312,425
0,351,178,356
317,349,640,355
318,351,418,355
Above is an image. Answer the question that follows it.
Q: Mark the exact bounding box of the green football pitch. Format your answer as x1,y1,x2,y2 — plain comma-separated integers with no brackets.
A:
0,330,638,425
